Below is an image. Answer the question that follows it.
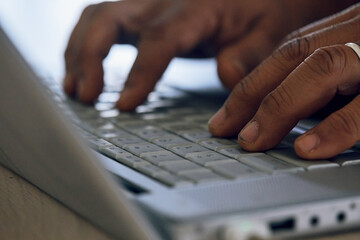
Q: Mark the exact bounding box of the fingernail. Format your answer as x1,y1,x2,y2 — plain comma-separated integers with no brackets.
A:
208,107,226,127
296,133,320,153
239,120,259,143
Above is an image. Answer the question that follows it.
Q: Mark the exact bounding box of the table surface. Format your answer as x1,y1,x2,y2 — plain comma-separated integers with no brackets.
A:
1,164,359,240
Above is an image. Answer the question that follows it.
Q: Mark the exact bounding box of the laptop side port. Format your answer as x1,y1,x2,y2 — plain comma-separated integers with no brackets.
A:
269,217,295,233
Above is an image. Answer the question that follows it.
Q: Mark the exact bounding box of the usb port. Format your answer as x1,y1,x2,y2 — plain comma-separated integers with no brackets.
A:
269,217,295,233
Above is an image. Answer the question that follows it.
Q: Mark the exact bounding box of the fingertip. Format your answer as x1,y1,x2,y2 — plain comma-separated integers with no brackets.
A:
116,89,144,112
293,133,319,159
63,73,76,96
238,120,259,144
77,78,103,104
295,133,320,154
208,107,226,136
116,92,134,112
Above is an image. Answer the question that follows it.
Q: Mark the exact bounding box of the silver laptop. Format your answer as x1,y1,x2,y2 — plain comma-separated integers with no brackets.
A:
1,8,360,240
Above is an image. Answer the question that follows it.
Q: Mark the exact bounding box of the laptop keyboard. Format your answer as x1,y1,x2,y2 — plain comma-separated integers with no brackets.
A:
43,78,360,188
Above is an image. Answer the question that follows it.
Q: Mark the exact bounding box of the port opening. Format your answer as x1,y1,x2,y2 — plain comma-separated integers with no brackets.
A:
336,212,346,223
269,217,295,233
310,216,319,227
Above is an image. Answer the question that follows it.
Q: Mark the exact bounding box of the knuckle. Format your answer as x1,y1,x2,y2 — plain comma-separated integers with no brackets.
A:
82,2,112,20
277,37,311,62
143,22,191,54
307,46,347,77
223,77,258,113
143,22,168,41
175,32,196,53
260,85,293,117
82,4,97,16
92,2,113,17
231,75,259,102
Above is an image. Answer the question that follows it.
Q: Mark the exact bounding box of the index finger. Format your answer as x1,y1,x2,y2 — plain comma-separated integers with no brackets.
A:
116,2,219,111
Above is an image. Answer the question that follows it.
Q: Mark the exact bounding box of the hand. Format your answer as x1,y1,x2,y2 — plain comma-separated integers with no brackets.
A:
63,0,341,111
209,3,360,159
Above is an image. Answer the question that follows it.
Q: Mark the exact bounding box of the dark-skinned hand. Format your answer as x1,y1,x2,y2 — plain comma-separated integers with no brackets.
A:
209,3,360,159
64,0,350,110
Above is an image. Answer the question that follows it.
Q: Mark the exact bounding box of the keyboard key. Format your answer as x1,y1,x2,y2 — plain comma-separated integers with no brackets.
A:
114,120,149,130
179,169,225,184
77,110,101,120
160,160,204,174
151,136,190,148
124,143,164,156
75,127,96,139
116,154,149,167
162,122,204,133
84,118,108,129
98,92,120,103
133,126,172,140
140,112,173,121
183,114,214,124
186,151,230,166
267,148,339,170
99,109,120,119
136,164,169,177
153,173,193,187
94,102,114,111
107,112,135,121
94,128,129,139
87,138,112,150
199,138,237,150
141,151,184,165
100,145,131,159
170,144,209,157
95,122,117,130
168,107,200,115
108,136,145,147
209,160,264,179
218,146,259,159
330,151,360,166
181,131,212,142
238,154,304,174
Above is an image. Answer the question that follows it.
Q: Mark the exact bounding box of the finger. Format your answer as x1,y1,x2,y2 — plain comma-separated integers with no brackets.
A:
285,3,360,40
116,2,219,111
63,73,76,97
217,29,278,90
64,4,99,98
64,3,117,103
295,95,360,159
209,16,360,137
64,1,150,103
238,44,360,152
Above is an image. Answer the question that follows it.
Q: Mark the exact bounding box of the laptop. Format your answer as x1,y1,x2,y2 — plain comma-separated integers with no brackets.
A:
1,10,360,240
